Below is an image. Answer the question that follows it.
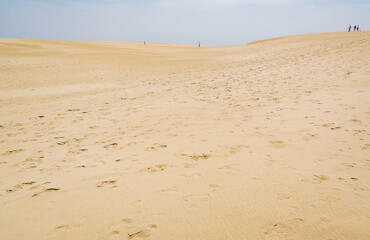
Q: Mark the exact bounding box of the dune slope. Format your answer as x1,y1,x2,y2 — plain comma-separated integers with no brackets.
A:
0,32,369,240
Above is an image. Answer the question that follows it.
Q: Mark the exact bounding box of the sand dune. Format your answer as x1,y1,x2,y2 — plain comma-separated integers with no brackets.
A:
0,32,369,240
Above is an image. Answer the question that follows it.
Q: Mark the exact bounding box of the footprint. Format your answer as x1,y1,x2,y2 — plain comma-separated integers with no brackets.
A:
302,134,318,141
353,129,366,135
350,119,363,125
313,175,329,183
6,181,36,193
319,217,331,223
183,163,196,169
263,218,304,240
123,220,157,239
183,194,211,207
277,193,291,200
68,148,88,155
338,177,366,190
75,165,96,168
32,188,60,197
144,146,157,151
2,149,25,155
269,141,285,148
140,165,168,173
96,180,118,188
226,145,250,156
127,142,138,146
219,164,241,174
56,140,69,145
56,225,70,229
340,162,356,169
127,228,151,239
144,143,167,151
189,153,210,161
179,173,202,179
159,188,178,195
362,144,370,150
322,123,335,128
104,143,118,149
209,184,219,192
122,219,134,224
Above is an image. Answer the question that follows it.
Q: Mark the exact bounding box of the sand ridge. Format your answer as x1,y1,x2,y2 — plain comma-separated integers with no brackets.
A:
0,32,369,239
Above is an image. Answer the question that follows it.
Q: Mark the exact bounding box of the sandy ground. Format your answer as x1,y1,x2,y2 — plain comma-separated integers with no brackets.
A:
0,32,369,240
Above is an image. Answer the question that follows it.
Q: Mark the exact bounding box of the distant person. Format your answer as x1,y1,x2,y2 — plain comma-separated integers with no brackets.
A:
348,25,351,32
198,42,200,48
357,25,360,31
144,41,146,45
354,25,357,31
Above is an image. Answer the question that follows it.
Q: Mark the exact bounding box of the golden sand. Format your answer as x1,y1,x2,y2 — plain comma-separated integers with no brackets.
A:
0,32,369,239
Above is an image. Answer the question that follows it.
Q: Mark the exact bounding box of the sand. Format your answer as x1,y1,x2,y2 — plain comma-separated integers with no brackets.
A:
0,32,369,240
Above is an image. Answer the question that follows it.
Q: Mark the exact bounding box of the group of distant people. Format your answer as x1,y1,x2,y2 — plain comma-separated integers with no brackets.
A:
348,25,360,32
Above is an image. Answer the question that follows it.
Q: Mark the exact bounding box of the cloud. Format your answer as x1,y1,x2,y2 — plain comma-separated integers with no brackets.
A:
157,0,302,8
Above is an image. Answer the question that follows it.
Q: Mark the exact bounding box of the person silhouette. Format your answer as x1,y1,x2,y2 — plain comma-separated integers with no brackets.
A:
348,25,351,32
198,42,200,48
354,25,357,31
357,25,360,31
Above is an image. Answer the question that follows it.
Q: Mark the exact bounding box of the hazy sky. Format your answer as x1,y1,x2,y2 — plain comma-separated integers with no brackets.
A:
0,0,369,46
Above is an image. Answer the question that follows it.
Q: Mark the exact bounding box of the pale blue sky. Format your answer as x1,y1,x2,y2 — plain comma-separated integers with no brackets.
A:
0,0,369,46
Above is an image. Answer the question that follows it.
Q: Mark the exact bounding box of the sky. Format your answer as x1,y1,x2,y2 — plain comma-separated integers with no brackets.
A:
0,0,369,46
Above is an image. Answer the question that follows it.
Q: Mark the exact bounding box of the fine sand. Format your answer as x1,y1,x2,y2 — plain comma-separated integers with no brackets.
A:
0,32,369,240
